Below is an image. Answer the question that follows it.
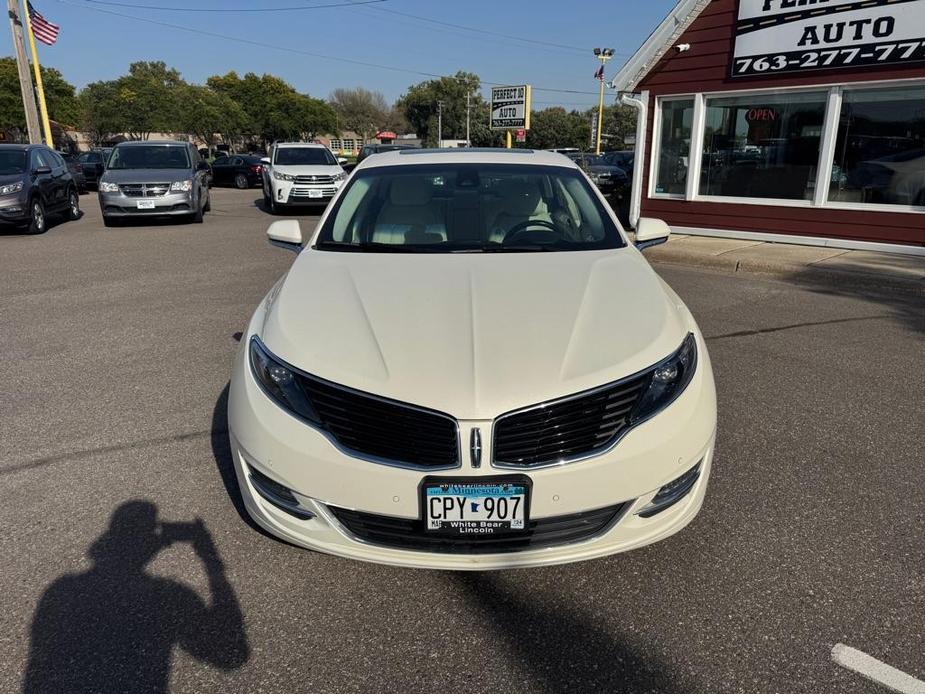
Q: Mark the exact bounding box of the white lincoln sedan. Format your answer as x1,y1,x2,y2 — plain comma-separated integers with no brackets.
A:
229,149,717,570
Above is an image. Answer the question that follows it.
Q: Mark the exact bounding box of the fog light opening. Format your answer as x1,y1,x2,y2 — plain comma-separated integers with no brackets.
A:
637,461,702,518
248,465,315,521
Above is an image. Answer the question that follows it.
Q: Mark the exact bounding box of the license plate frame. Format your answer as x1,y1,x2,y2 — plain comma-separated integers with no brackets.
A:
136,200,156,210
307,189,323,199
420,475,531,537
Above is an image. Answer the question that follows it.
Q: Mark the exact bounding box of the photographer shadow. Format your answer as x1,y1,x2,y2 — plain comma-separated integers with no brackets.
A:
23,501,249,694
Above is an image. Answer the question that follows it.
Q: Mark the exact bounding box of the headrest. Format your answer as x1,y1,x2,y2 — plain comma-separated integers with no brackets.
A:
389,177,433,206
500,179,541,216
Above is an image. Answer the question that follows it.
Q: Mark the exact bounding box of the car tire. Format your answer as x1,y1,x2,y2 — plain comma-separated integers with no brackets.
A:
203,191,212,212
27,199,46,234
192,203,204,224
235,173,249,189
66,188,81,221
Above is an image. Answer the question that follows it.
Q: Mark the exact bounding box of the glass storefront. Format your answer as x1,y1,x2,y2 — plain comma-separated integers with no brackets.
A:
654,99,693,196
828,86,925,207
699,91,827,201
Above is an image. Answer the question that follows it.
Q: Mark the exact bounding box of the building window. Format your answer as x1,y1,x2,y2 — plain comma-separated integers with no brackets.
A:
329,139,342,152
829,86,925,208
654,99,693,196
699,91,827,201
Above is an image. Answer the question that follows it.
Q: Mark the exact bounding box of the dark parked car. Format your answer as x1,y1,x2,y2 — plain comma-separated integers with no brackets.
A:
210,154,264,189
0,144,80,234
602,150,635,178
60,152,87,193
355,143,419,164
569,152,630,198
77,150,108,189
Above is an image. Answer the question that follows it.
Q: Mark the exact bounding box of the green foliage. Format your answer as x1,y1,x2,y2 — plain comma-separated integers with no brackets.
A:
180,85,247,149
396,71,487,146
525,107,590,150
0,56,79,133
329,87,389,141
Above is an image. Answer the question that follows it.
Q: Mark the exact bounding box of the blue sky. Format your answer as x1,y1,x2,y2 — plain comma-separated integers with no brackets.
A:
22,0,676,108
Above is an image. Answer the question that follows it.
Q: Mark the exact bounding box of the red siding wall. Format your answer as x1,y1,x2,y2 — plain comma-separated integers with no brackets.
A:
636,0,925,247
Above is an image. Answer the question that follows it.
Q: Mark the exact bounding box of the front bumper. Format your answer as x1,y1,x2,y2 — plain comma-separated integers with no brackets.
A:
271,179,342,205
228,329,718,570
99,190,194,216
0,194,30,224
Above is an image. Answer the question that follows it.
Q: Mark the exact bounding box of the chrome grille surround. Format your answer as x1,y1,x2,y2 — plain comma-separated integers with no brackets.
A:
119,183,171,197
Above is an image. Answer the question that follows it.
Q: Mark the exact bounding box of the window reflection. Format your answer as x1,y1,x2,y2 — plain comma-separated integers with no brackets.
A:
829,87,925,207
654,100,693,196
700,92,826,200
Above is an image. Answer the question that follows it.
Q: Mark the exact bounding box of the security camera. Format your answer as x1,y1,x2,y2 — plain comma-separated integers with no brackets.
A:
675,43,691,52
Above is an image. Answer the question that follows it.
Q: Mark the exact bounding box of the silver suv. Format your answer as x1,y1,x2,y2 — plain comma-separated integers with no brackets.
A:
98,141,211,226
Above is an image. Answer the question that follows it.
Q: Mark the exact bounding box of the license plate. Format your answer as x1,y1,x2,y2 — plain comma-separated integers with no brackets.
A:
308,189,323,198
423,478,529,535
136,200,155,209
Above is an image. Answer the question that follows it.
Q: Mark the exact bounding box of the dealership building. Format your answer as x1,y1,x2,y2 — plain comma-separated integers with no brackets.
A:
611,0,925,253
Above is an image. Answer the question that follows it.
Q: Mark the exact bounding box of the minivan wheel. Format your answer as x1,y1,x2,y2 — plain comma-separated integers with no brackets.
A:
67,189,81,221
235,173,248,189
191,200,204,224
203,191,212,212
27,199,46,234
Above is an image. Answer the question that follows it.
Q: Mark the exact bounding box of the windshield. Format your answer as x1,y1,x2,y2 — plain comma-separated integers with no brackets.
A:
78,152,101,163
107,145,190,170
274,147,337,166
0,151,27,176
315,163,625,253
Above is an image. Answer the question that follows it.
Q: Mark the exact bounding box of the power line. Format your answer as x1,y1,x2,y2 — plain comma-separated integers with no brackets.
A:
56,0,606,97
81,0,388,12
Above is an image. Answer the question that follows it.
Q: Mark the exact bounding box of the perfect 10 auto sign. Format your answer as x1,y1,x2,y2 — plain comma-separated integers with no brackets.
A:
732,0,925,78
490,85,532,130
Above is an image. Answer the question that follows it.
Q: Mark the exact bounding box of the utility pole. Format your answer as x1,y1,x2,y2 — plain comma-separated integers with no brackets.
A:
436,100,444,148
7,0,41,143
465,91,471,147
22,0,54,146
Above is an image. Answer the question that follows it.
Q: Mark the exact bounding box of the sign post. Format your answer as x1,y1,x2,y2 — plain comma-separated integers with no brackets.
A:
491,85,532,149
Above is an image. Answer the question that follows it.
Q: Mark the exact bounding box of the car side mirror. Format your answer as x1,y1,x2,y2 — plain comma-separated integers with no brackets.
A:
267,219,303,253
635,217,671,250
33,166,51,175
261,157,271,165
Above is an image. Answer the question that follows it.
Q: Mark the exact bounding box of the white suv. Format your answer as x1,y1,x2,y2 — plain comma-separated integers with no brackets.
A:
262,143,347,214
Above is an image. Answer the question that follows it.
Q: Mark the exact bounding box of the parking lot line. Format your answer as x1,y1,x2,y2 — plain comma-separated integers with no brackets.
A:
832,644,925,693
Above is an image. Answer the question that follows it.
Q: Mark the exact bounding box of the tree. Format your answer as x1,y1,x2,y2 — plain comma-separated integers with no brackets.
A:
397,71,487,146
180,85,247,153
525,107,590,150
592,103,638,149
78,81,123,146
329,87,388,142
115,61,185,140
0,57,79,135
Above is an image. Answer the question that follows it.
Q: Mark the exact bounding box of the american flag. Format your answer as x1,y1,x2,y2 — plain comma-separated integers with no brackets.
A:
28,3,60,46
593,65,605,81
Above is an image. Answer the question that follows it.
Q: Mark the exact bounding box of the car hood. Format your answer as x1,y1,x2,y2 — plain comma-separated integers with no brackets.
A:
271,164,344,177
260,248,689,419
0,173,24,187
100,169,192,184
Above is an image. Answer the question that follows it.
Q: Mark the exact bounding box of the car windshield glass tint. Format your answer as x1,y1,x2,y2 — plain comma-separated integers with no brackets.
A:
78,153,101,163
107,146,190,170
274,148,337,166
315,163,625,253
0,151,27,175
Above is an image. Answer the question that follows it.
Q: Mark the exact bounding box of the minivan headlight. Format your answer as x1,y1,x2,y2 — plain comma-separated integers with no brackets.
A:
249,337,321,425
99,181,120,193
0,181,23,195
170,180,193,192
273,170,295,181
631,333,697,422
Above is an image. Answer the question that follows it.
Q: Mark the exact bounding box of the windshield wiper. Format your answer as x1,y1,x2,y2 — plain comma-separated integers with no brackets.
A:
314,241,444,253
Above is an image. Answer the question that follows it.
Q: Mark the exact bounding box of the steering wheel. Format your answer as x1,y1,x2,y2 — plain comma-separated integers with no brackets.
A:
503,219,564,245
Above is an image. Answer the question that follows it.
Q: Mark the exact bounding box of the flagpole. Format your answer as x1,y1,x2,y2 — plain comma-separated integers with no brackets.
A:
21,0,53,146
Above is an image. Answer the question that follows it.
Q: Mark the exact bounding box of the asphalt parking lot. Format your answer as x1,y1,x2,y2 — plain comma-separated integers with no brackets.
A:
1,187,922,693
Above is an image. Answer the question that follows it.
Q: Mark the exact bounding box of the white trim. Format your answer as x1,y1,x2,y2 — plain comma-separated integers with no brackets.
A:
814,87,841,207
685,93,706,202
670,226,925,257
695,194,814,208
650,95,696,199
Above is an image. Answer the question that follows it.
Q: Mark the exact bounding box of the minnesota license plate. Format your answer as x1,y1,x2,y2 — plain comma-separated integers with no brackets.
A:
423,478,529,535
136,200,156,209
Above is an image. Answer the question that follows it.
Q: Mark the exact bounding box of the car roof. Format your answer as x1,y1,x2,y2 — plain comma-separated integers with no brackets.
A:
0,143,37,150
355,148,580,171
116,140,189,147
274,142,327,148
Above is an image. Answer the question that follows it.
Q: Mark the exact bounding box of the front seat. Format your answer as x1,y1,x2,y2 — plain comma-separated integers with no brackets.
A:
488,179,551,244
372,176,446,244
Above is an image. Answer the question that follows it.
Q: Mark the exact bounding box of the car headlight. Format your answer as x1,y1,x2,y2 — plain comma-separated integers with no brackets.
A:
333,171,347,182
99,181,120,193
631,333,697,422
249,337,321,425
170,180,193,192
273,170,295,181
0,181,23,195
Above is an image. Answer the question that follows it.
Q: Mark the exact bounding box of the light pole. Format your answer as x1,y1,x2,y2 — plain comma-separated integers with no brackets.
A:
593,47,615,155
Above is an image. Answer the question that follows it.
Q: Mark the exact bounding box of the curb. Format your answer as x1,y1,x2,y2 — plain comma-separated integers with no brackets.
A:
646,249,925,296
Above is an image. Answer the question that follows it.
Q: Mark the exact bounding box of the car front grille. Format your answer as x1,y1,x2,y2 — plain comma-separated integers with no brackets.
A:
328,502,627,553
294,373,459,469
492,374,650,468
119,183,171,197
294,174,335,185
290,186,336,197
